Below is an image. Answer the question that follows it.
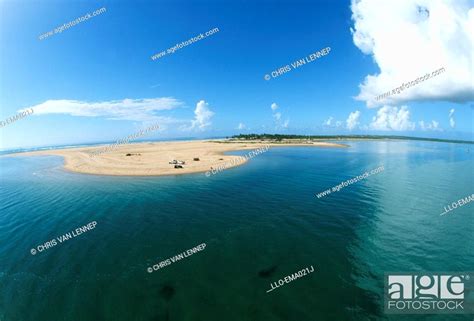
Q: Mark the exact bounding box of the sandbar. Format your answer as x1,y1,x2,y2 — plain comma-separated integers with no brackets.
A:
8,139,347,176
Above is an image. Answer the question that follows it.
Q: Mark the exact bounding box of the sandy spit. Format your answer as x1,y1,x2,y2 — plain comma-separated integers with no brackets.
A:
6,139,347,177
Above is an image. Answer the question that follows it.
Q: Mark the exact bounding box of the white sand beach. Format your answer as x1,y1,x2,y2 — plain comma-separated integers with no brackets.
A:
9,139,347,176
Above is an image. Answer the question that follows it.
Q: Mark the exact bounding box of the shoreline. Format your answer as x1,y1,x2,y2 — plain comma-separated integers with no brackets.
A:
5,139,347,177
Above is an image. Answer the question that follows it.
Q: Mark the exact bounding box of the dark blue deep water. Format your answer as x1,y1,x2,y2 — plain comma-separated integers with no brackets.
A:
0,141,473,321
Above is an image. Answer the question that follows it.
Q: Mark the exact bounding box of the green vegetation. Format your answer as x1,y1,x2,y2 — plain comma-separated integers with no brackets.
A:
231,134,474,144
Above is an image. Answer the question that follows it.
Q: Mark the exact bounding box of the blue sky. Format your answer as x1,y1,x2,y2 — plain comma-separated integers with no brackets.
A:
0,0,473,150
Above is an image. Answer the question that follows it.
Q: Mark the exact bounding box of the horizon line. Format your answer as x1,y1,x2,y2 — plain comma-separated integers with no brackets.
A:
1,134,473,154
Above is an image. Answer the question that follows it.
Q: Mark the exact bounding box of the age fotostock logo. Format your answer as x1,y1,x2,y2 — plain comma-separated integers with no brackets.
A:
385,272,474,314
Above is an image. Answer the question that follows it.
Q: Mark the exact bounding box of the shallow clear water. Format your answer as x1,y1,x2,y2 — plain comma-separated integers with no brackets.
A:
0,141,473,321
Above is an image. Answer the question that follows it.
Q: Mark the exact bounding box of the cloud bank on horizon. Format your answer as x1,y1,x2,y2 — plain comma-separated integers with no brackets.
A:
351,0,474,107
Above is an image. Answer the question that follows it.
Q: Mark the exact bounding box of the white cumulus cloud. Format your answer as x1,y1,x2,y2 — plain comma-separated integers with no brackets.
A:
270,102,289,129
189,100,214,130
449,108,456,128
346,110,361,130
351,0,474,107
324,117,334,126
237,122,246,130
370,106,415,131
419,120,442,131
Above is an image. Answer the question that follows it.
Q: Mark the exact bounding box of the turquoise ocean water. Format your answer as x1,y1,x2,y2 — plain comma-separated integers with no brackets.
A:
0,141,473,321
